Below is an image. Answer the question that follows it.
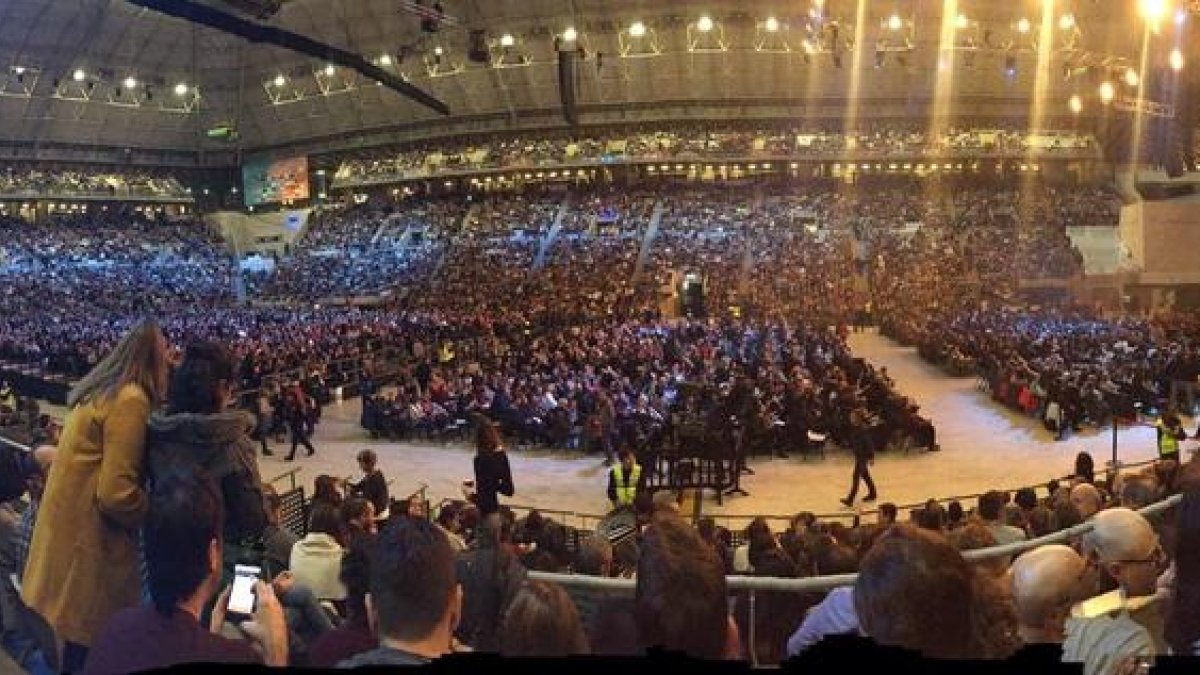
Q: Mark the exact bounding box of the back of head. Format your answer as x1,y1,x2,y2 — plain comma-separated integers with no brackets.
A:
1014,488,1039,511
369,517,458,643
1069,483,1103,518
635,516,730,658
357,449,378,471
68,319,167,408
1120,478,1156,509
1082,507,1153,563
574,536,613,576
499,580,589,657
168,341,236,414
1009,545,1086,638
475,420,501,453
978,491,1005,522
854,525,976,659
815,543,859,575
309,502,345,544
145,469,223,615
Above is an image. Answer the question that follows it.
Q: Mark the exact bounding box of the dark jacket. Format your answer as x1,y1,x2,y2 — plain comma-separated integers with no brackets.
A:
146,410,268,543
473,450,514,516
455,546,526,651
351,470,389,516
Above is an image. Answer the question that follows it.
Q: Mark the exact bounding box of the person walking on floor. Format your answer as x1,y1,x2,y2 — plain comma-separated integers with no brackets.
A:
841,406,878,508
284,391,317,461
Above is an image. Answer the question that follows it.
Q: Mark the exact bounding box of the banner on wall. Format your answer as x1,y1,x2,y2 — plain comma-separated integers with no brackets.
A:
243,156,310,206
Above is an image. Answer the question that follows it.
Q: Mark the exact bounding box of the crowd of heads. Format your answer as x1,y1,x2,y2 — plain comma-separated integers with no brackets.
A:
0,163,189,199
332,123,1097,186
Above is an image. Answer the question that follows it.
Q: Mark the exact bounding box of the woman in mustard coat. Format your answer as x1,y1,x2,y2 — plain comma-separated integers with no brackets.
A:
20,321,170,671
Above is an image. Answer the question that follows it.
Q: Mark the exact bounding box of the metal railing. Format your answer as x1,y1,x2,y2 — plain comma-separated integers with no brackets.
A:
266,467,303,491
0,433,31,453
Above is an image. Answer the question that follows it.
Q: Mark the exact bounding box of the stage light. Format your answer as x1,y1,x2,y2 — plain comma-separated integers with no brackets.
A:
1004,55,1017,77
630,21,646,37
73,68,86,82
379,54,393,66
1017,18,1031,33
802,39,816,54
1059,13,1076,30
1176,8,1188,25
324,64,336,76
697,15,714,32
273,74,286,87
1139,0,1168,23
562,27,577,42
1069,94,1082,113
1170,48,1184,71
955,13,969,30
765,16,780,32
499,33,515,47
434,45,444,56
888,14,903,31
1124,68,1140,87
13,66,24,75
174,82,188,96
1099,81,1115,103
123,76,137,89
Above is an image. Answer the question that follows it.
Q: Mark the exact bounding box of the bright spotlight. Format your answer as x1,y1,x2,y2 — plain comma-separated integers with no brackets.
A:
888,14,903,31
73,68,86,82
500,33,515,47
630,21,646,37
697,15,714,32
1171,48,1185,71
434,46,444,56
13,66,25,75
1059,13,1076,30
1176,9,1189,25
123,76,137,89
765,16,780,32
1099,81,1115,103
379,54,393,66
1139,0,1168,23
273,74,286,87
174,82,188,96
324,64,336,77
562,27,578,42
1017,18,1031,33
1069,94,1083,113
1124,68,1140,87
955,14,969,30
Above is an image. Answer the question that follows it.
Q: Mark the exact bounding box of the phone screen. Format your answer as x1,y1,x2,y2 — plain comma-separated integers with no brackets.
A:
228,565,261,616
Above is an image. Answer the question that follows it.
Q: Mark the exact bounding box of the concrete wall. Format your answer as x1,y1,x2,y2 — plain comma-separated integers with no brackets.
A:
1140,201,1200,282
207,209,311,256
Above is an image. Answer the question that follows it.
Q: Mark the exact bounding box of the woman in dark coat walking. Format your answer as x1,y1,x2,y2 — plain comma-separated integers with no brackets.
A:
473,420,514,516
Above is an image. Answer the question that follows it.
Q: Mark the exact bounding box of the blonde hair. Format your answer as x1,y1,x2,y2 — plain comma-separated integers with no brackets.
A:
68,320,169,408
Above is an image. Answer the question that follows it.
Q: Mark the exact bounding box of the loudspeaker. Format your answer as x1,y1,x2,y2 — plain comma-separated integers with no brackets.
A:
468,29,489,63
557,49,578,127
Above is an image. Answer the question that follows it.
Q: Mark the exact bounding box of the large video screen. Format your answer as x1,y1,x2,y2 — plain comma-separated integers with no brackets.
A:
243,155,310,206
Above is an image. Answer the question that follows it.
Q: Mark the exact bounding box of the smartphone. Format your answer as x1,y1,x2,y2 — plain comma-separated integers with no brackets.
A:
227,564,261,618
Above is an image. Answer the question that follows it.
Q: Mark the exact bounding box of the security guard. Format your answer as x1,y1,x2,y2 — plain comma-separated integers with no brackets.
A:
607,448,644,510
1157,411,1187,462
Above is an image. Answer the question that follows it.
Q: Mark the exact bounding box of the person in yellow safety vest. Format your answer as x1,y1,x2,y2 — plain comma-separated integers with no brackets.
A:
438,341,455,365
607,449,645,510
1157,411,1187,462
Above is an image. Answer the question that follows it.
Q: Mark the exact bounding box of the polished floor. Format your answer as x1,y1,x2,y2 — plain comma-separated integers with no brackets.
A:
249,330,1188,529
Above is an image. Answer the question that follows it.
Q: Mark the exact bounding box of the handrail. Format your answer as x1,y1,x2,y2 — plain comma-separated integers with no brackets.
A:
0,433,31,453
267,467,303,491
527,493,1184,593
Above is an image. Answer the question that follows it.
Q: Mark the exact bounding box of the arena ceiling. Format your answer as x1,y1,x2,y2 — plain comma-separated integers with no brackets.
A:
0,0,1189,159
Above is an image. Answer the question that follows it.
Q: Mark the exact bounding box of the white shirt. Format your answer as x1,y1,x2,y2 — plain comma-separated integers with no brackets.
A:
289,533,347,601
785,586,859,657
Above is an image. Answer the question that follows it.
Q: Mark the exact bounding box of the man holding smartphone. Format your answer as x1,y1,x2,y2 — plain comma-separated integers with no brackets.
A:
83,471,290,673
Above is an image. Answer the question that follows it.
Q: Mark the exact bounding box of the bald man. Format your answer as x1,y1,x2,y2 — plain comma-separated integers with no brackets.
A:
1075,508,1168,654
1011,545,1155,675
1069,483,1104,520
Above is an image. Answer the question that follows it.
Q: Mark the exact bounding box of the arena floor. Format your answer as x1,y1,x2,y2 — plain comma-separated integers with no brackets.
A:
253,331,1187,527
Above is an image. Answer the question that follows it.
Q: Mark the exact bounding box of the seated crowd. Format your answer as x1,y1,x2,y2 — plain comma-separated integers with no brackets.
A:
3,331,1197,671
0,164,189,199
332,122,1099,186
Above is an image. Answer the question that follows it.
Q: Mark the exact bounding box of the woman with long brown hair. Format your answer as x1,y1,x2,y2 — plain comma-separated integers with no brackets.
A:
21,320,170,671
472,419,514,516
